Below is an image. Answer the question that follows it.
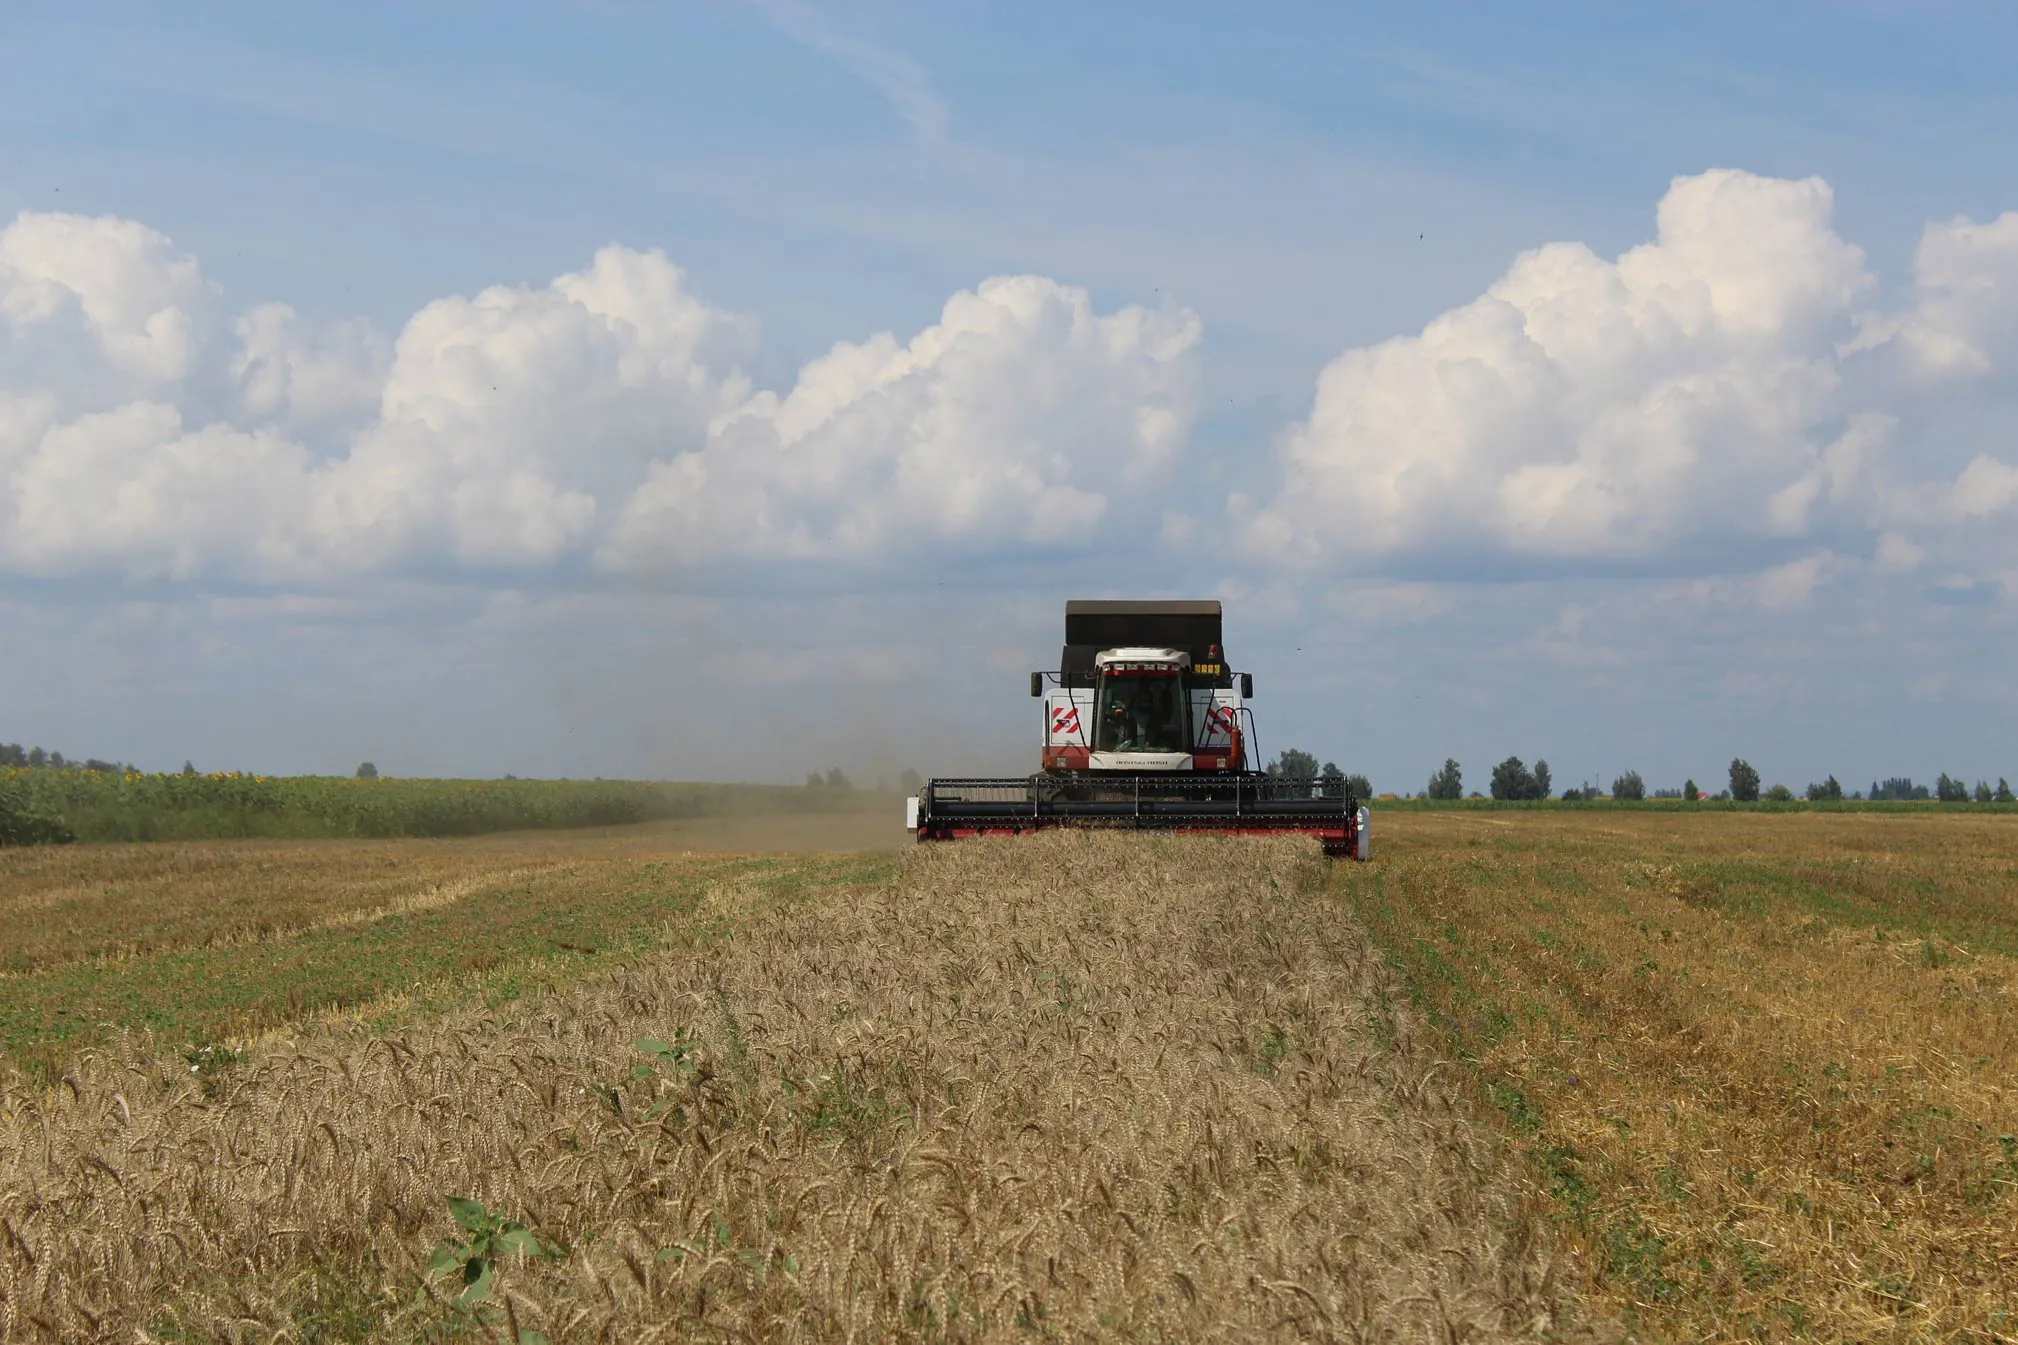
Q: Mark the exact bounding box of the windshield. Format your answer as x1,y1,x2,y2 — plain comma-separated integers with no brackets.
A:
1094,673,1189,753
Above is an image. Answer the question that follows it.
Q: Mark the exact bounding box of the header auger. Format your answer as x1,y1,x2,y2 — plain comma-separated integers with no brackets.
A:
906,599,1369,859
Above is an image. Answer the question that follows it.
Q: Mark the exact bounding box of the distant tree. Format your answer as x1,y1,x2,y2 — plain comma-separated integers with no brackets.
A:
47,751,65,769
1806,776,1843,801
1490,756,1544,801
1266,748,1320,779
1764,783,1794,802
1975,780,1993,803
824,767,852,790
26,747,46,769
1426,758,1464,800
1996,778,2015,804
181,760,196,776
1561,787,1584,802
1872,777,1930,801
355,761,379,780
1320,761,1343,785
1728,759,1761,803
1935,772,1970,803
900,768,924,794
805,772,824,789
1533,759,1552,799
1684,779,1700,802
1612,770,1645,801
1346,772,1373,801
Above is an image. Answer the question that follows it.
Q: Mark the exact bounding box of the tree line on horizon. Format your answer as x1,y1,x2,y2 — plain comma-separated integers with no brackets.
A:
5,745,263,779
1264,748,1373,801
0,744,133,774
890,744,2014,806
18,738,2010,806
1420,755,2014,803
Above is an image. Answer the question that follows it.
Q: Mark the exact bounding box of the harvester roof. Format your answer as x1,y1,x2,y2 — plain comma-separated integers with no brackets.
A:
1061,599,1223,687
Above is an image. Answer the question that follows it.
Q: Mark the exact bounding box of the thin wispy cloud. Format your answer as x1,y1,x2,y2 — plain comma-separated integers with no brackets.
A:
745,0,951,145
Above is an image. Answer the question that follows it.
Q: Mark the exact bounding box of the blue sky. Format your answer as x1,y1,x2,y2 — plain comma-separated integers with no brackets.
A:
2,2,2016,794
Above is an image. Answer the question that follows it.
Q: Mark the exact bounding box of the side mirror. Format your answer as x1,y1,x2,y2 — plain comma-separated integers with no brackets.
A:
1240,672,1253,699
1030,672,1044,698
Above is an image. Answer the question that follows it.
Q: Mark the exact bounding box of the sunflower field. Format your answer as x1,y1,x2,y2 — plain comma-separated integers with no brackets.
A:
0,769,872,843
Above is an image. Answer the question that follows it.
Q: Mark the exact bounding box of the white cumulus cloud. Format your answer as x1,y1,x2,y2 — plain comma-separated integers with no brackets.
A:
1889,210,2018,379
0,211,1200,583
304,244,755,570
1235,169,2018,583
3,403,315,581
5,180,2015,598
604,275,1200,567
0,212,213,385
231,303,388,435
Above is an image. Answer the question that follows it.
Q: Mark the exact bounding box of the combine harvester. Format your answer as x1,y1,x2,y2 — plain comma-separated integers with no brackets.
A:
907,599,1368,859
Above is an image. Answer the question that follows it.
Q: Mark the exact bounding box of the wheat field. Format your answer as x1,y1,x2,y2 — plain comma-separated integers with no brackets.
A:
0,832,1577,1343
14,810,2004,1342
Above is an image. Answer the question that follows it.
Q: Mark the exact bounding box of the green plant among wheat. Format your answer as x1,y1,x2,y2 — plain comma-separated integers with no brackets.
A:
591,1032,702,1121
424,1196,562,1310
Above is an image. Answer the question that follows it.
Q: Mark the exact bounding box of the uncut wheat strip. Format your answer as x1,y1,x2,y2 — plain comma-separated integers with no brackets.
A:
7,846,1339,1330
0,833,1573,1342
645,834,1557,1338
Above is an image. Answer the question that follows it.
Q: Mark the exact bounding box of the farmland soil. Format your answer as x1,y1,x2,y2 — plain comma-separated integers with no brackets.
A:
0,832,1584,1341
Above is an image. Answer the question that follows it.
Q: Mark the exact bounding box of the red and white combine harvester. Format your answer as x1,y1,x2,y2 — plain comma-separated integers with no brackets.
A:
907,599,1369,859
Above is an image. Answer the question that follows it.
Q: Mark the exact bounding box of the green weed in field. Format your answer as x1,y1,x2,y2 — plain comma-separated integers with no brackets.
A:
425,1196,562,1310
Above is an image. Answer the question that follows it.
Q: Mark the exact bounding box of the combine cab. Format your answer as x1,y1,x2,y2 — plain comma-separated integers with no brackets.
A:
908,599,1368,859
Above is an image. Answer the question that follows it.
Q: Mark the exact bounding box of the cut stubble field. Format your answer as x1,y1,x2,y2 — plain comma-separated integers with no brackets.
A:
0,807,2012,1341
0,811,907,1082
1338,809,2018,1340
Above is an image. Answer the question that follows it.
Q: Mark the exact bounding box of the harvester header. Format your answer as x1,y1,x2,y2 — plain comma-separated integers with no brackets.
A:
909,598,1368,859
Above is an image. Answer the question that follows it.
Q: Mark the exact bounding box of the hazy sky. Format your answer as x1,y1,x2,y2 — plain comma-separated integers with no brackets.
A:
3,1,2016,794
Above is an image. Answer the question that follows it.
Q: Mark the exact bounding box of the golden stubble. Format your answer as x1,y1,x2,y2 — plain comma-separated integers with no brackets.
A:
0,833,1581,1342
0,840,567,973
1339,808,2018,1340
0,811,903,979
